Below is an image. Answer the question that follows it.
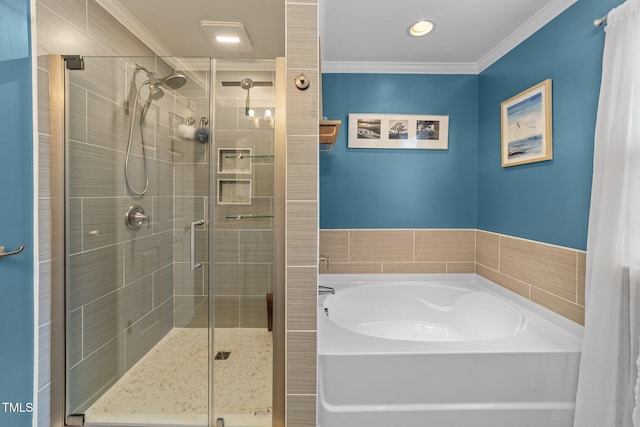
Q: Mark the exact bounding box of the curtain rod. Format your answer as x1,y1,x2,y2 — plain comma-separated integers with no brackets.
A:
593,14,608,27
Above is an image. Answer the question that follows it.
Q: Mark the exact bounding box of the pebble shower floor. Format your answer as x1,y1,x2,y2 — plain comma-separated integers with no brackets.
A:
85,328,273,421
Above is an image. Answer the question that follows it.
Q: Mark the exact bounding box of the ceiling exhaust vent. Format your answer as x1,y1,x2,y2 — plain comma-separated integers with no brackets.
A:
201,21,253,52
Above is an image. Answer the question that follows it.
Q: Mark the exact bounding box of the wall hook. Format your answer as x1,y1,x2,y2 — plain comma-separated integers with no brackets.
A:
0,245,25,259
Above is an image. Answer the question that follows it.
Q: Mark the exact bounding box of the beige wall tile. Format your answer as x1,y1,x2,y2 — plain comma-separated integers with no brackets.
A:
415,229,475,263
286,70,318,136
447,262,475,273
531,287,585,325
476,230,499,270
476,264,530,299
383,262,446,274
319,230,348,262
500,236,577,302
287,395,316,427
287,332,317,395
577,251,586,307
287,202,318,266
287,137,318,201
286,3,318,70
287,267,317,331
350,230,413,263
321,262,382,274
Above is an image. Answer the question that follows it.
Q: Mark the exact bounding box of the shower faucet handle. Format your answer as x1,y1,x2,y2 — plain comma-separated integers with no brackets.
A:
125,205,149,230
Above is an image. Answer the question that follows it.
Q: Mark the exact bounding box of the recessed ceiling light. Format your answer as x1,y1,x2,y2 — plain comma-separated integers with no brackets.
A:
409,20,435,37
201,21,253,51
216,36,241,44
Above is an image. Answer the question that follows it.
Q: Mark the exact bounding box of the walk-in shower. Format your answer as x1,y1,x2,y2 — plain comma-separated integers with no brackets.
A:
49,55,283,427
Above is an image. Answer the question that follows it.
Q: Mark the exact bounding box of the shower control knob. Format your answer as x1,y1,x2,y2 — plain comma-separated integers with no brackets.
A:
125,204,149,230
294,73,310,90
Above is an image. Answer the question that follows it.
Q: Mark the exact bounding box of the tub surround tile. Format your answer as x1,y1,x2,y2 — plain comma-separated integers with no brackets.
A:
382,262,447,274
319,230,349,262
446,262,476,273
475,231,585,325
476,264,530,299
577,251,586,307
415,229,475,263
320,228,587,324
350,230,413,263
531,287,585,325
500,236,577,302
325,262,383,274
476,230,500,270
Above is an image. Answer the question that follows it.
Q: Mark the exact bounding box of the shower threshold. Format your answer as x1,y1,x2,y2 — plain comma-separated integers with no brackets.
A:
83,328,272,427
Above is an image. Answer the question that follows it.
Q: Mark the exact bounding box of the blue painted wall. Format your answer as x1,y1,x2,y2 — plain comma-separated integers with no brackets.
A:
477,0,621,250
320,74,478,229
0,0,34,425
322,0,622,250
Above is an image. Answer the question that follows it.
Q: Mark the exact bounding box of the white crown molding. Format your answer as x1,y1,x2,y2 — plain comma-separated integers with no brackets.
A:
322,61,478,75
322,0,575,75
101,0,574,76
476,0,577,72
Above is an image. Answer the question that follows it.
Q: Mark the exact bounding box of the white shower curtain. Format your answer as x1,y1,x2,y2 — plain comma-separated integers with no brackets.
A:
574,1,640,426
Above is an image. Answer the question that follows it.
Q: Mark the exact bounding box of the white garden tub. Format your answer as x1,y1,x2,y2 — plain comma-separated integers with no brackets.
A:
318,274,583,427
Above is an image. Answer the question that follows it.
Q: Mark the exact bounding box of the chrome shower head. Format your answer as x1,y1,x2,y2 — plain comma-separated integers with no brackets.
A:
134,64,187,91
148,83,165,101
160,73,187,90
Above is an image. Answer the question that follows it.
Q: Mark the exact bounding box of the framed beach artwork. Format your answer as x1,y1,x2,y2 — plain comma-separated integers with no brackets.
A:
501,80,553,167
348,113,449,150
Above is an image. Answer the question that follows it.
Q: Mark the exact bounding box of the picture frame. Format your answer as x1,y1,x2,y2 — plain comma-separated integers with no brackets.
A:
501,79,553,167
348,113,449,150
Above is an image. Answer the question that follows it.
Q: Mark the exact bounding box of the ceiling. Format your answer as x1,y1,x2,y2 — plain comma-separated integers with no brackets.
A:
100,0,576,74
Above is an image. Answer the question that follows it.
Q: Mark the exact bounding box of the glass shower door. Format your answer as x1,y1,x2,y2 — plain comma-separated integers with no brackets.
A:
211,60,278,427
62,55,211,426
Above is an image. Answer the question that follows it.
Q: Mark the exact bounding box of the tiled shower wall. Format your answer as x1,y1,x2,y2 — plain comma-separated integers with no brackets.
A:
212,68,276,329
319,229,586,324
63,56,182,413
172,70,211,328
36,0,210,421
36,0,158,424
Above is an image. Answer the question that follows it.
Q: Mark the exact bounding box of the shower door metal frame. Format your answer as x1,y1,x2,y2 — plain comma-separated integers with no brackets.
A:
48,53,68,427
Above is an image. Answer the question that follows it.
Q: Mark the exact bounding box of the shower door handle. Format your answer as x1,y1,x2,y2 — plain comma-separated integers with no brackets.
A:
190,219,206,271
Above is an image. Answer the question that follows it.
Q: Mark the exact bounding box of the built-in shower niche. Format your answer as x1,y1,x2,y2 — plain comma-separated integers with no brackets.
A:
218,179,252,205
218,148,252,174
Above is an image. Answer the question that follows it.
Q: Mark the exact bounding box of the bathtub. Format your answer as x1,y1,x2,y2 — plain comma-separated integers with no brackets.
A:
317,274,583,427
